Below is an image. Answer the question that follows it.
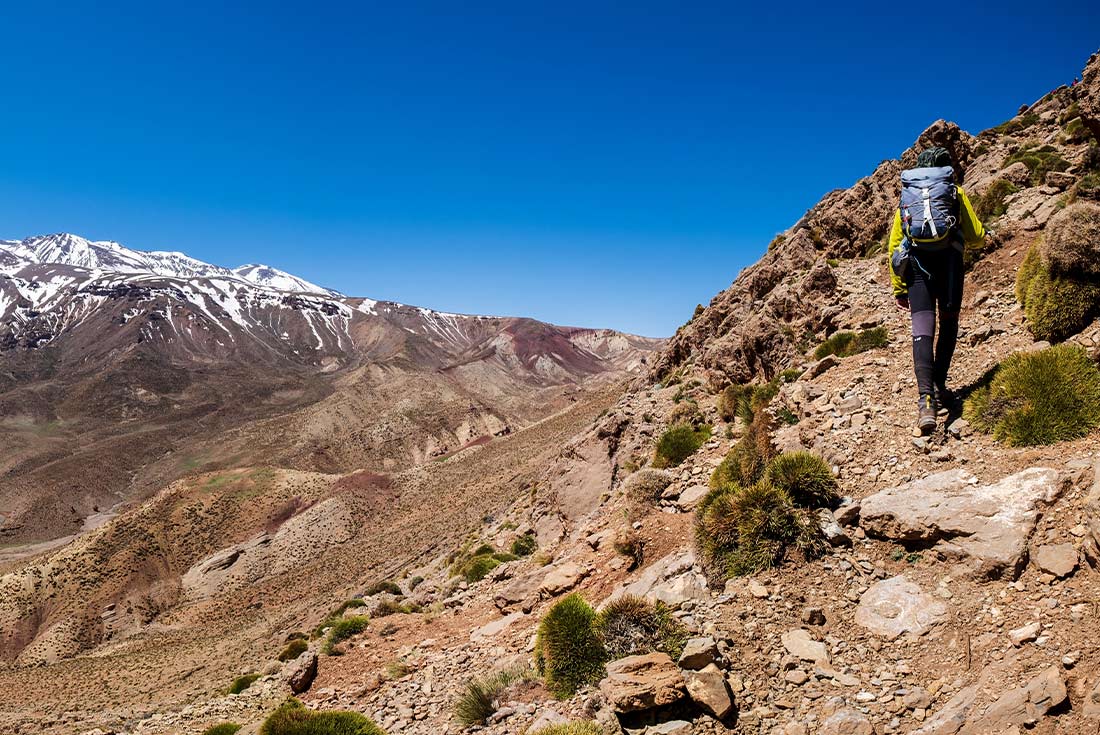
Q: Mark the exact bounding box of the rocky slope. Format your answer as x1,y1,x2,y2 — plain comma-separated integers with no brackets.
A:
5,51,1100,735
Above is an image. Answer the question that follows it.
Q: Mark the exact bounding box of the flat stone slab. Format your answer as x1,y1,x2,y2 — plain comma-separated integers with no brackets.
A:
599,652,687,713
859,468,1064,578
781,628,829,663
1033,543,1077,578
855,575,949,640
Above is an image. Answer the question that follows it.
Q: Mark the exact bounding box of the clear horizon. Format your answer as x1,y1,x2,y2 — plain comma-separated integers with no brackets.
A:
2,2,1097,337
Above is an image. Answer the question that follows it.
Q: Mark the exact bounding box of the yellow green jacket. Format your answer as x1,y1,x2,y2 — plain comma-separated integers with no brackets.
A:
887,186,985,296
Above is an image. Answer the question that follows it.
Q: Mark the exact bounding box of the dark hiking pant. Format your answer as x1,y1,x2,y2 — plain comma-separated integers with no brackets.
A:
908,246,964,399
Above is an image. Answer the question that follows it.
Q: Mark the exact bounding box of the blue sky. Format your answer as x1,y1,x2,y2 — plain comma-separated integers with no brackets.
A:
1,2,1097,336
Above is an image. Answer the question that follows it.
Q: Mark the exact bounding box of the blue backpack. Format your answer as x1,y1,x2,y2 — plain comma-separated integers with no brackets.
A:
892,166,960,282
900,166,959,245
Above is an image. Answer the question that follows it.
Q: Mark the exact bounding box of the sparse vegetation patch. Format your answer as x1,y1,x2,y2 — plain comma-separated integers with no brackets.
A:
652,423,711,469
259,698,387,735
964,344,1100,446
595,595,688,660
812,327,888,360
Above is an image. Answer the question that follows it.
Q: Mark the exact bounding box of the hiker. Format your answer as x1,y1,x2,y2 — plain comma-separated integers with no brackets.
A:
887,147,986,434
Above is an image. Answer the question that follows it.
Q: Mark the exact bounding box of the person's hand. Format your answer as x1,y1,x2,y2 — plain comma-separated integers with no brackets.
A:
895,295,910,312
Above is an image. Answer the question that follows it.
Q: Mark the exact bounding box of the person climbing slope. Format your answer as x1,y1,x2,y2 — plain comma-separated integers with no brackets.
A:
887,147,986,435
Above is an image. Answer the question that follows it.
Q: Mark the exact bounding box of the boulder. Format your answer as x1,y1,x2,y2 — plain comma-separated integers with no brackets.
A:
1032,543,1077,578
539,561,589,596
854,575,949,640
859,468,1064,578
675,484,710,511
1000,161,1032,188
612,550,707,607
284,650,318,694
821,708,873,735
470,612,524,642
682,663,735,720
646,721,692,735
1045,171,1075,190
677,636,719,670
599,652,687,713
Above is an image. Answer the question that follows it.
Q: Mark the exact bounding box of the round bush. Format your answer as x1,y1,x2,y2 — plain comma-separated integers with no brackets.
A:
535,594,607,699
528,723,607,735
623,468,675,504
765,452,839,509
278,638,309,662
964,344,1100,446
260,698,386,735
1041,201,1100,277
459,554,501,583
695,481,820,583
1023,262,1100,342
510,533,537,556
1016,242,1042,306
203,724,242,735
595,595,687,660
653,423,710,469
227,673,260,695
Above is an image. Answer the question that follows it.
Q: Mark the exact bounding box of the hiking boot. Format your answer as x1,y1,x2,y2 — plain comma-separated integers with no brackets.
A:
917,395,937,435
934,383,956,414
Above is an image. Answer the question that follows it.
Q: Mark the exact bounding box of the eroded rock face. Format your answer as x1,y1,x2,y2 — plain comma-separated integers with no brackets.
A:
969,665,1067,732
284,650,318,694
859,468,1065,578
1077,51,1100,140
598,652,687,713
854,575,949,640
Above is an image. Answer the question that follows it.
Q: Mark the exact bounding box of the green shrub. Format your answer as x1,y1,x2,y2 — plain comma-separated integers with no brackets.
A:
365,580,403,597
765,452,839,509
988,112,1039,135
1064,116,1092,144
695,481,823,583
813,327,888,360
652,423,711,469
453,667,529,725
472,543,496,557
457,555,501,583
227,673,261,695
780,368,804,383
259,698,386,735
595,595,688,660
535,594,607,699
324,616,369,653
510,533,537,557
203,724,242,735
528,723,607,735
1004,145,1070,186
965,344,1100,446
711,411,776,489
311,599,366,639
1078,172,1100,200
408,575,424,589
972,179,1018,222
1022,261,1100,342
373,600,412,618
278,639,309,662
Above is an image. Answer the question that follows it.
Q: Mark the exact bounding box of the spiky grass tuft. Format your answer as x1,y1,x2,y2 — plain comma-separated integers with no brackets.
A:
695,481,823,584
964,344,1100,446
278,639,309,662
711,411,776,489
453,667,530,726
765,452,839,510
1022,261,1100,343
594,595,688,661
527,723,608,735
812,327,889,360
203,724,242,735
535,594,607,699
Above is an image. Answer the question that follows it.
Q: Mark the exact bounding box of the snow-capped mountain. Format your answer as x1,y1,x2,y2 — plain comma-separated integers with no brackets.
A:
0,233,338,294
0,233,659,376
